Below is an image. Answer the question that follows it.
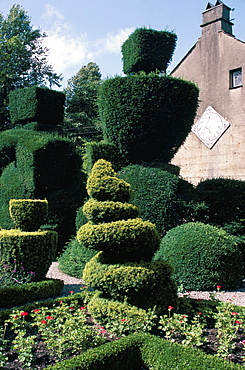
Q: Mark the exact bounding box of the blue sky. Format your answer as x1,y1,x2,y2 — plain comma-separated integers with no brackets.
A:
1,0,245,88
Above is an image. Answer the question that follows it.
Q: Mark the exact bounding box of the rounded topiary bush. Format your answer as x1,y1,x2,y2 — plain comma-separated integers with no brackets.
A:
9,199,48,231
153,222,243,291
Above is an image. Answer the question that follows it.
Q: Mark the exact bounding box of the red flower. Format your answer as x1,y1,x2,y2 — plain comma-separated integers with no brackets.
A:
80,307,86,310
121,319,127,322
216,285,222,290
69,307,74,310
231,312,239,315
46,316,54,320
41,320,47,324
197,312,202,315
33,309,40,313
20,311,28,316
59,300,63,304
182,315,187,318
235,320,243,325
168,306,174,311
69,290,74,294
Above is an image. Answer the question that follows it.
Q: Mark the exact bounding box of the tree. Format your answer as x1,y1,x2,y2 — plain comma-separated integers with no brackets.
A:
64,62,102,130
0,4,61,128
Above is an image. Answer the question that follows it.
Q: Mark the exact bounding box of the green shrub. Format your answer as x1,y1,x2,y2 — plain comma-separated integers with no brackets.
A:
9,87,65,126
0,128,86,254
120,165,207,236
0,229,57,281
0,279,64,308
78,218,160,262
196,178,245,236
83,141,128,174
121,28,177,74
9,199,48,231
58,238,97,278
87,175,132,202
153,222,243,291
82,198,139,223
99,75,198,163
83,252,177,311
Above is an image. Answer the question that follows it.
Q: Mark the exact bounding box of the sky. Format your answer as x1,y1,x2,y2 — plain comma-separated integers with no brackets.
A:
1,0,245,89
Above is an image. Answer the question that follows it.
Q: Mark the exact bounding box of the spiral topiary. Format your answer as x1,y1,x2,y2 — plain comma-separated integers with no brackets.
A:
77,159,177,320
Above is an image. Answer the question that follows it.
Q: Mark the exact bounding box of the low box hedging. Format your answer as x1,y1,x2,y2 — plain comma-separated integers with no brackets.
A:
0,278,64,308
46,332,243,370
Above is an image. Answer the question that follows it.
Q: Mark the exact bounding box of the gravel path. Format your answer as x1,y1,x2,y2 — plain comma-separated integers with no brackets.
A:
46,262,245,307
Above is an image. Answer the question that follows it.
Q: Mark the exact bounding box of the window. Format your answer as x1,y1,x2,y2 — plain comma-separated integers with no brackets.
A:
230,68,242,88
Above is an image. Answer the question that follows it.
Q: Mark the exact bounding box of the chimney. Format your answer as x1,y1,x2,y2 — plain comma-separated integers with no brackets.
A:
201,1,234,36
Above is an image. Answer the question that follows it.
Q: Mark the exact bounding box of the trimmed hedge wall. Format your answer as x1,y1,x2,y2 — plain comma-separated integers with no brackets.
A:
9,87,65,126
0,128,86,254
153,222,243,291
99,75,199,163
46,332,243,370
0,278,64,308
121,28,177,74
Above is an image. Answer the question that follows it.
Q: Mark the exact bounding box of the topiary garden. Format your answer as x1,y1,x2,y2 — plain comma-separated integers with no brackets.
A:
1,26,245,369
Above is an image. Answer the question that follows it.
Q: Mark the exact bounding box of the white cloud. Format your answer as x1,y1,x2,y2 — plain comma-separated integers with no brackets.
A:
41,5,134,86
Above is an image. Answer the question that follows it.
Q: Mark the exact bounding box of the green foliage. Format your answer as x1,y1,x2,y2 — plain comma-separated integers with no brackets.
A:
78,218,160,262
153,222,243,291
86,158,131,202
196,178,245,236
82,198,139,223
0,128,86,253
0,4,61,128
99,75,199,163
58,238,97,278
83,252,177,311
46,332,244,370
9,199,48,231
83,141,128,174
64,62,102,130
119,165,207,236
9,87,65,126
87,292,158,334
0,279,64,308
122,28,177,74
0,229,57,281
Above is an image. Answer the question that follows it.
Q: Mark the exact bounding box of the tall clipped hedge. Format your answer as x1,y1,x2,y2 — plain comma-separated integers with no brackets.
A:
122,28,177,74
119,165,206,236
196,178,245,236
9,87,65,126
99,75,198,163
0,128,86,254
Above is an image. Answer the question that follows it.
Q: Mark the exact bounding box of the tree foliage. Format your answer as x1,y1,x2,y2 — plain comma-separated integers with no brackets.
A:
64,62,102,129
0,4,61,128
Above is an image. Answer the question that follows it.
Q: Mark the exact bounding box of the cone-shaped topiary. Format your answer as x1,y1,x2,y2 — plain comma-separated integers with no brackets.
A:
77,159,177,321
153,222,243,291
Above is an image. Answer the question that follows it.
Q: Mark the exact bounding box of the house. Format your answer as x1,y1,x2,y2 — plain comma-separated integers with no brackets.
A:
171,1,245,185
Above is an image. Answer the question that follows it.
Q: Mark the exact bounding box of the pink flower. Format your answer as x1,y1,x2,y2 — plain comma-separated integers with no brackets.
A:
231,312,239,315
20,311,28,316
80,307,86,310
46,316,54,320
182,315,187,318
197,312,202,315
33,309,40,313
59,300,63,304
69,290,74,294
100,329,107,333
41,320,47,324
168,306,174,311
216,285,222,291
